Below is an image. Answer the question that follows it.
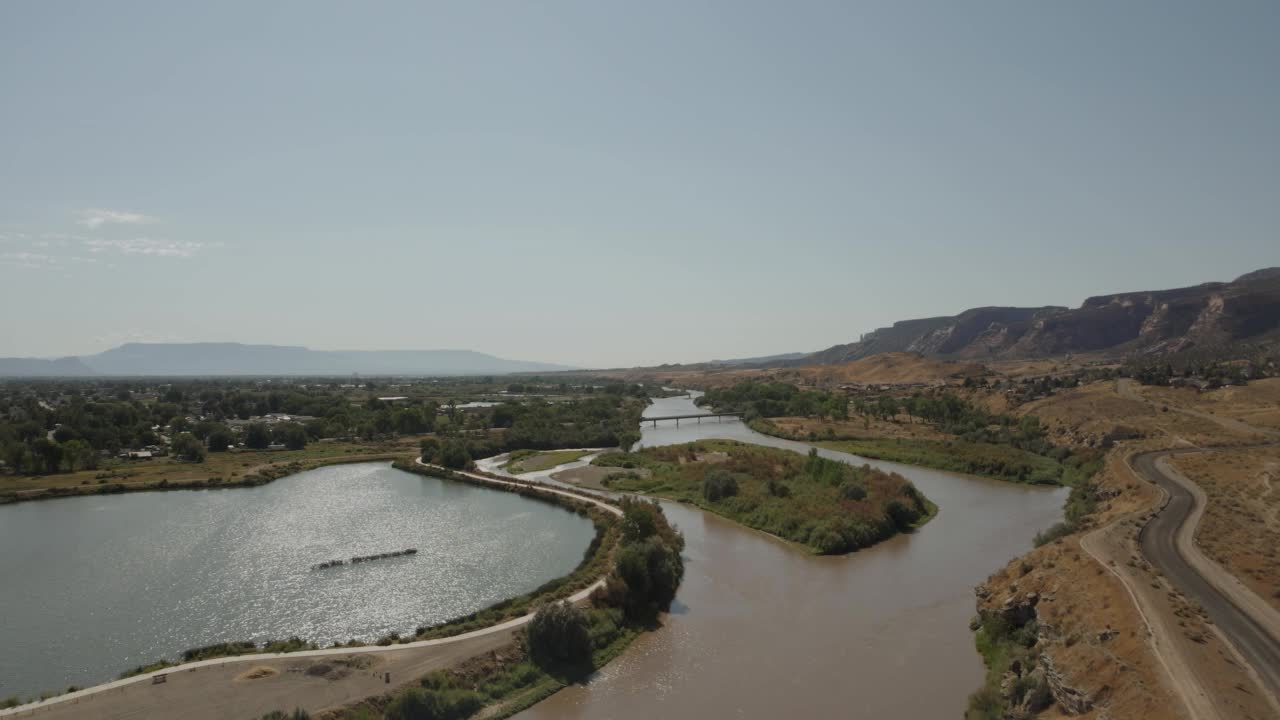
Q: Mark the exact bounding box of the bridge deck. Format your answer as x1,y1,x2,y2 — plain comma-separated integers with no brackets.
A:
642,412,741,424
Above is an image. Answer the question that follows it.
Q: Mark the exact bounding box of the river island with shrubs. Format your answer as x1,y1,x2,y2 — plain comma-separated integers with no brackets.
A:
593,439,935,555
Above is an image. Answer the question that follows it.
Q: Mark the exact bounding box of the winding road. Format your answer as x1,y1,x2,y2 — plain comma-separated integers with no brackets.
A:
1134,448,1280,704
1113,379,1280,713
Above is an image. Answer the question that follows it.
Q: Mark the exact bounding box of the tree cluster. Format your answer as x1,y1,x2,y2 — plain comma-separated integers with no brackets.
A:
700,381,847,421
593,498,685,620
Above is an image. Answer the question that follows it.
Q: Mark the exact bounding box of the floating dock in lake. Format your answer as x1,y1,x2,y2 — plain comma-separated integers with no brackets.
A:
313,548,417,571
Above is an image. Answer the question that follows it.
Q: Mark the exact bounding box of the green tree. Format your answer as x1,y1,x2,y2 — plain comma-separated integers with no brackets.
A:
245,423,271,450
527,601,592,666
876,396,899,420
615,537,683,618
62,439,97,472
171,433,206,463
438,440,471,469
30,438,63,474
191,420,224,441
595,498,686,618
206,427,234,452
273,423,308,451
3,443,29,474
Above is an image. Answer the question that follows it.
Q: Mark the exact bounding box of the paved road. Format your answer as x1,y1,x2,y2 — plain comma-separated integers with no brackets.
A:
1135,448,1280,703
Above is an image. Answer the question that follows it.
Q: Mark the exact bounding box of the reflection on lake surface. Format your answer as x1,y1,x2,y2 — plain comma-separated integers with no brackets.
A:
518,392,1066,719
0,462,594,699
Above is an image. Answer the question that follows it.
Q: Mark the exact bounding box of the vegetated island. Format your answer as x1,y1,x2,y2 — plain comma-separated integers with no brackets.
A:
594,439,935,555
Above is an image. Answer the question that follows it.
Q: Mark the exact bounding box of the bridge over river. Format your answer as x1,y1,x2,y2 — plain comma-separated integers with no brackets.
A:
642,412,741,427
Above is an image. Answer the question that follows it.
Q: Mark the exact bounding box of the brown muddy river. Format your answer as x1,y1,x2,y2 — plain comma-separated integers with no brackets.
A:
517,393,1066,719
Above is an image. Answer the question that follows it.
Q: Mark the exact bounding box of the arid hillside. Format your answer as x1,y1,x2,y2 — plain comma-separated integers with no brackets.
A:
578,352,986,389
808,267,1280,364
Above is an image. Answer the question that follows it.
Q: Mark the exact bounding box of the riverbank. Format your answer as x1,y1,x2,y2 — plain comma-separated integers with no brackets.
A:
751,418,1101,487
595,439,936,555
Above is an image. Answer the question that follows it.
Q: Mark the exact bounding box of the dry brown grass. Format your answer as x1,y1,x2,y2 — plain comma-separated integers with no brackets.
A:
549,464,651,490
1172,447,1280,612
1141,378,1280,433
578,352,986,389
1017,381,1157,448
236,666,279,681
974,379,1280,719
980,534,1187,720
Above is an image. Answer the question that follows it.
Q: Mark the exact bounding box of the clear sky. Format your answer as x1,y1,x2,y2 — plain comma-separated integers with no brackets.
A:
2,1,1277,368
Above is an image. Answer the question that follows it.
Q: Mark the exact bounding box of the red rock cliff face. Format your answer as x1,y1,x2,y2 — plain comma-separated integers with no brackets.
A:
806,268,1280,363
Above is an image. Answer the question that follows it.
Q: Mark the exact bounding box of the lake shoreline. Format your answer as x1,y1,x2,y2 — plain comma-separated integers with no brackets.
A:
0,460,607,709
0,452,407,506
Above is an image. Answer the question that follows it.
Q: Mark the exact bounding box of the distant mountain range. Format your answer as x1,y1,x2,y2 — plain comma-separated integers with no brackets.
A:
706,352,812,367
807,267,1280,364
7,268,1278,378
0,343,576,377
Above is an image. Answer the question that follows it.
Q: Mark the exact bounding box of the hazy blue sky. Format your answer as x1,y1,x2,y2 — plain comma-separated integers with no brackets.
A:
2,2,1277,368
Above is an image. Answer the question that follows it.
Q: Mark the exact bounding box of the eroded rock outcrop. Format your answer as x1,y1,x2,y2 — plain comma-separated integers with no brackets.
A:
1040,653,1097,715
974,585,1102,718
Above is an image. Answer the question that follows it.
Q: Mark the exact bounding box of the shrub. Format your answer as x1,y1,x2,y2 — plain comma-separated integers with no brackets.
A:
884,499,921,530
180,641,255,662
438,441,472,470
702,469,738,502
965,685,1003,720
1033,521,1075,547
257,711,310,720
838,482,867,501
527,601,593,666
384,687,483,720
765,478,790,498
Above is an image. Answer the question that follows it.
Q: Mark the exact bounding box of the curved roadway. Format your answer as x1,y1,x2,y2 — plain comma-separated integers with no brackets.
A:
0,461,621,718
1134,448,1280,702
